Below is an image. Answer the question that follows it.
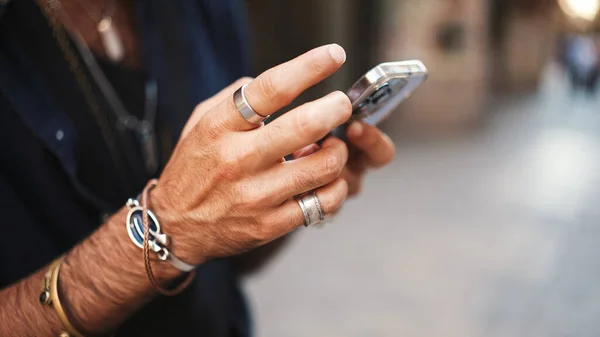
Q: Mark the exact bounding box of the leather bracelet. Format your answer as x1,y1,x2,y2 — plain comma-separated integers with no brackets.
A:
125,198,197,272
125,181,198,274
40,256,85,337
139,179,195,295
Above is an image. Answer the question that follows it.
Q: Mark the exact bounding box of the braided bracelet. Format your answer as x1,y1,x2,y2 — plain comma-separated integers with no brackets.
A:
126,179,196,295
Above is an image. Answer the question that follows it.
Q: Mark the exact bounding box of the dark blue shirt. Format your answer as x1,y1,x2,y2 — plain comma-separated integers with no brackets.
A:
0,0,253,335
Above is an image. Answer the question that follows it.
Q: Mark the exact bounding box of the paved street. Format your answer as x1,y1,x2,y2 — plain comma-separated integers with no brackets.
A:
243,66,600,337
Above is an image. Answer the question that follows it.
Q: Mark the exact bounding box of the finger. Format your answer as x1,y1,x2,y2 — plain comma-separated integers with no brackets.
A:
250,137,347,206
293,143,320,159
267,178,348,233
250,91,351,162
182,77,253,139
341,168,363,197
208,44,347,132
346,122,396,168
347,148,369,174
245,43,346,116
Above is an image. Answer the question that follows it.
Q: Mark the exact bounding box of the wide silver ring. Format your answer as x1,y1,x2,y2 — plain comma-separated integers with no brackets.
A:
233,84,270,125
296,191,325,227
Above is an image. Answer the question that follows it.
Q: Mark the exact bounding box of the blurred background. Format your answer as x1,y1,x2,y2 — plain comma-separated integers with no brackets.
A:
244,0,600,336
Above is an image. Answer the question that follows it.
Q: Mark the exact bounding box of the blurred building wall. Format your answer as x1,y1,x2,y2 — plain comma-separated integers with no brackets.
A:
248,0,491,135
247,0,557,136
375,0,490,136
490,0,557,92
247,0,381,117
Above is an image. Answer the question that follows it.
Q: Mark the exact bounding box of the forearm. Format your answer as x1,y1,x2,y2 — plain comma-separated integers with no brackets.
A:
0,207,183,336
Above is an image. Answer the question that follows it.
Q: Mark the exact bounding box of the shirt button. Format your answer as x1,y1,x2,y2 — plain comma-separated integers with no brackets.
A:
56,129,64,141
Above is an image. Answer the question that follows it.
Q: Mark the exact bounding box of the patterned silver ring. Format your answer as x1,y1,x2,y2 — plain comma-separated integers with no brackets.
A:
296,190,325,227
233,83,270,125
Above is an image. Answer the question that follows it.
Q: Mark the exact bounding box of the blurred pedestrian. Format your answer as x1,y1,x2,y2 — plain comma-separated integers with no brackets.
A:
566,34,599,94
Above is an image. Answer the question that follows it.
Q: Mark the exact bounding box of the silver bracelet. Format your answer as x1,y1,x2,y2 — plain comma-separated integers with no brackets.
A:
125,199,197,272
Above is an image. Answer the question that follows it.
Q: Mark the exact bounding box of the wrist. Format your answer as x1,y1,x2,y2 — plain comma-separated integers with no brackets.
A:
56,207,185,333
144,185,207,267
115,206,186,281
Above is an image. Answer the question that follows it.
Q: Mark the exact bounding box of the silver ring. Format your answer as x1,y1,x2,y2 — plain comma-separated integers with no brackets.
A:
233,84,270,125
296,191,325,227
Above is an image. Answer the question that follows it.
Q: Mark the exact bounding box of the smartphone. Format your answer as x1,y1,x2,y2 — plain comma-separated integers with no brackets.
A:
331,60,428,140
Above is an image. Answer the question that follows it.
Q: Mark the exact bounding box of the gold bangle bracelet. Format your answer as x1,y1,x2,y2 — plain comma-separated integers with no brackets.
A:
40,258,62,306
50,257,85,337
40,256,85,337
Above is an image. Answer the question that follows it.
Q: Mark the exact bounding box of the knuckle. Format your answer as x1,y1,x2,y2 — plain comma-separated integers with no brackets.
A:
259,72,285,101
244,187,272,210
250,217,276,242
291,168,318,190
237,222,268,248
233,183,256,211
196,100,234,139
217,162,239,182
327,141,349,169
294,109,316,138
249,144,265,161
255,124,284,156
262,209,298,234
199,115,224,140
259,212,278,230
238,146,259,168
322,154,344,180
217,146,245,180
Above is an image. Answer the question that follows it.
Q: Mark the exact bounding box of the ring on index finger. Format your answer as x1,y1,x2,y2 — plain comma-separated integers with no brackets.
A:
234,84,270,126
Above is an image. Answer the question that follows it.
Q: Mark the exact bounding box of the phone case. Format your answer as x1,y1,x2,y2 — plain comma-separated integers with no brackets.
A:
330,60,428,141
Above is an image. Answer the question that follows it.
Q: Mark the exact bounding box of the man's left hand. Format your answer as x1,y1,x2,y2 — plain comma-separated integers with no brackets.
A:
293,121,395,198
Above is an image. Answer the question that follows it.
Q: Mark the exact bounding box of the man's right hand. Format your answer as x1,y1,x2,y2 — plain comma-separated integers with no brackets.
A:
152,44,352,265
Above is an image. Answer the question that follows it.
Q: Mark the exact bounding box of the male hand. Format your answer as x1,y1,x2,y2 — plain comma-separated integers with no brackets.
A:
341,121,396,196
152,44,352,265
293,122,396,198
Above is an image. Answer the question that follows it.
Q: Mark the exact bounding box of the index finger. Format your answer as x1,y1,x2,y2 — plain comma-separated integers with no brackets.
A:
210,44,347,132
245,44,346,116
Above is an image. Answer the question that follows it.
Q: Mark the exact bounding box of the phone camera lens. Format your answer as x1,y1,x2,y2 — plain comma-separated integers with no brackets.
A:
370,84,392,105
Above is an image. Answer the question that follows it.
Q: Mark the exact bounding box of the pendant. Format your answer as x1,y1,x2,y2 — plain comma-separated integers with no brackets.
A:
97,17,124,62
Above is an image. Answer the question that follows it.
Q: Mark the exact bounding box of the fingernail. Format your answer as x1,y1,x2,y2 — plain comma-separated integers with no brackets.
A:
349,122,363,138
328,44,346,64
